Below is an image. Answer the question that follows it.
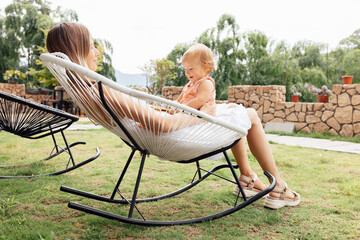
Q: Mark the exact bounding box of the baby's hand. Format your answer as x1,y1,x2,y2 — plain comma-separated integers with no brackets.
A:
167,109,175,115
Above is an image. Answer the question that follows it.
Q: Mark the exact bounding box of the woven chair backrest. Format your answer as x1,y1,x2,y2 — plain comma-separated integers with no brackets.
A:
40,53,246,162
0,90,77,139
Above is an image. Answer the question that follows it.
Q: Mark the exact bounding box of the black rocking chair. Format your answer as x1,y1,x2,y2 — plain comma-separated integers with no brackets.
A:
0,90,100,178
41,52,275,226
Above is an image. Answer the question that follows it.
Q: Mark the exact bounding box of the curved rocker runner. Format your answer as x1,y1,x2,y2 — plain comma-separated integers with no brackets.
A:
41,52,276,226
0,91,100,178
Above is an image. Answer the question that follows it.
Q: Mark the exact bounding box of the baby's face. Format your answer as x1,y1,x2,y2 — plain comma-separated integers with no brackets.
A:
182,57,207,84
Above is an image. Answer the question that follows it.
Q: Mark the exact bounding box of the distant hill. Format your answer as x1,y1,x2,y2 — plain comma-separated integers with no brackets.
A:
115,70,146,87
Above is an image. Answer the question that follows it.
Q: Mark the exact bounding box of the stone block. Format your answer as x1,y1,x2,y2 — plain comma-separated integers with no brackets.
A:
307,104,313,112
286,113,298,122
314,103,324,111
352,95,360,105
326,117,341,131
300,126,311,133
331,94,337,104
315,111,323,118
264,100,271,113
347,89,357,96
269,95,279,102
343,85,355,90
298,112,306,122
295,122,307,131
301,104,307,112
294,103,302,112
340,124,353,137
356,84,360,92
235,92,245,99
354,123,360,134
263,113,275,122
257,106,263,120
321,110,334,122
262,86,273,92
250,93,260,103
274,110,285,118
325,103,333,110
306,115,320,124
334,106,353,124
264,122,295,133
338,93,351,106
314,122,330,133
327,128,338,135
284,102,295,108
270,118,284,123
274,102,285,110
332,84,342,95
353,110,360,123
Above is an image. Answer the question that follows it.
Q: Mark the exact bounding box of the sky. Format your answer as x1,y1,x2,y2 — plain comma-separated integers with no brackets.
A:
1,0,360,74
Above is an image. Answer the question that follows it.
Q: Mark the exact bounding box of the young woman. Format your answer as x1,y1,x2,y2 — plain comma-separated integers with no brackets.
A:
46,23,300,209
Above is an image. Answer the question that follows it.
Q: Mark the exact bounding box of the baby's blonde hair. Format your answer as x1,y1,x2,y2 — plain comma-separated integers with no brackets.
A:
182,43,215,75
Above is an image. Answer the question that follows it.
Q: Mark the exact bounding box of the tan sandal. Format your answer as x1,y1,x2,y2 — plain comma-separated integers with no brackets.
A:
264,182,300,209
233,173,265,198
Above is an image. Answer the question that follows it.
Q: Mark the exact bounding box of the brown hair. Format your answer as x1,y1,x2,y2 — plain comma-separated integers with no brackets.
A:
46,22,91,67
182,43,215,75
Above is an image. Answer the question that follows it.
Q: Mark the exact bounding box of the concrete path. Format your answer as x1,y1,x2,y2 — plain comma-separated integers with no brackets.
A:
67,123,103,131
67,123,360,154
266,134,360,154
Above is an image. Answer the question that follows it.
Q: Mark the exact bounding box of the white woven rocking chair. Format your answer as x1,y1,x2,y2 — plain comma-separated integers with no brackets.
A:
40,52,275,226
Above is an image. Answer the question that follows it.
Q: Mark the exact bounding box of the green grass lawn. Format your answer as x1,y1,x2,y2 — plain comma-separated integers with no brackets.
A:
0,128,359,240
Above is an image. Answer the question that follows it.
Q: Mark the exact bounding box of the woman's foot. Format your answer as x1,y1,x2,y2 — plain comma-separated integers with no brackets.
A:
264,181,300,209
233,173,267,198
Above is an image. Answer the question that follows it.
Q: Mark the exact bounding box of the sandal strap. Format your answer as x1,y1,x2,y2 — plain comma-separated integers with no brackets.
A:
239,173,258,190
273,182,292,200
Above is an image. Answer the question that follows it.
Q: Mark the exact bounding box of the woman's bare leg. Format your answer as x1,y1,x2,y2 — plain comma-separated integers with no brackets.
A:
244,108,295,198
245,108,281,182
231,138,266,190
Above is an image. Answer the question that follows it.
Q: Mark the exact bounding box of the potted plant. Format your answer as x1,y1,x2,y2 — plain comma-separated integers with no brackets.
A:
290,85,302,102
305,84,332,103
3,70,26,84
342,75,353,84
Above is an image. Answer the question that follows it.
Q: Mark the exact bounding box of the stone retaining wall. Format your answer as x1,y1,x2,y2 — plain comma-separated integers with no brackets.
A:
0,83,26,97
162,84,360,137
0,83,52,103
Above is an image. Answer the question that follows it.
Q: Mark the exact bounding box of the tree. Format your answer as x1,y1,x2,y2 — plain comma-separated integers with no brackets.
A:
0,0,78,84
165,13,360,102
166,43,191,87
29,31,116,86
1,0,116,87
94,39,116,81
339,28,360,49
140,59,176,95
342,49,360,83
197,14,246,99
0,12,20,81
244,31,271,85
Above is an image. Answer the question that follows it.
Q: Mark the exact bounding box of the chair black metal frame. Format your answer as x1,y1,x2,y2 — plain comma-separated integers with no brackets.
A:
59,82,276,226
40,52,276,226
0,90,100,178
